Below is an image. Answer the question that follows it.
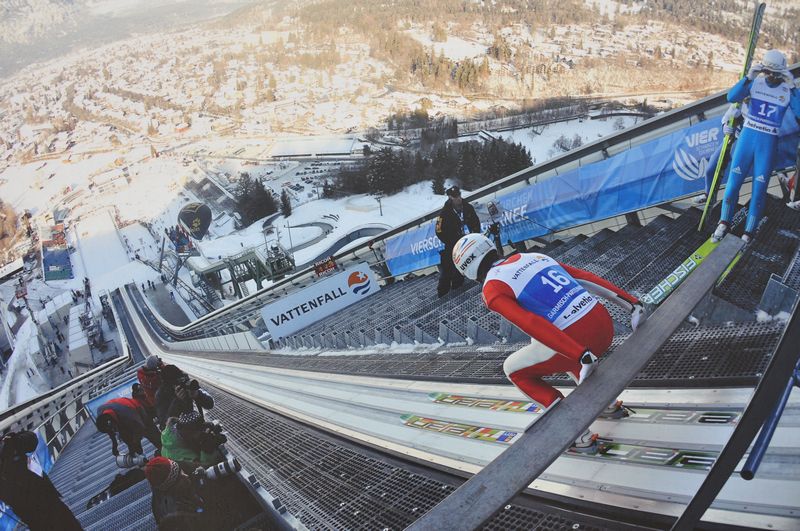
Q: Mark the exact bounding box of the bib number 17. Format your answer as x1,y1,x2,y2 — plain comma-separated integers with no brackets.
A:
756,102,777,118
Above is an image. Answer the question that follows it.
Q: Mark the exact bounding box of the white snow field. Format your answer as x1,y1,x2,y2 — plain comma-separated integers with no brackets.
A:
74,209,129,281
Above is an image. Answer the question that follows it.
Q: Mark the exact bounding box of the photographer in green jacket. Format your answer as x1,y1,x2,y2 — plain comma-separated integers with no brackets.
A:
161,412,225,468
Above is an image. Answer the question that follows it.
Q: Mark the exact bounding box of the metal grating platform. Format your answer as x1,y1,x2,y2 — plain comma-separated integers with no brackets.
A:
716,196,800,311
282,198,800,353
205,386,631,531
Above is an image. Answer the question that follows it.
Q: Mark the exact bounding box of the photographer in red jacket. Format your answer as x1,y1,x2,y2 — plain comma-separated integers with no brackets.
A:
96,396,162,457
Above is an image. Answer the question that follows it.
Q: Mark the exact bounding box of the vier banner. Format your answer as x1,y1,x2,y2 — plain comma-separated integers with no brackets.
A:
385,116,799,276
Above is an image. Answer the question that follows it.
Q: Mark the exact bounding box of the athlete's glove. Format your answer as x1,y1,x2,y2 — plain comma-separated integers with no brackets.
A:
631,303,646,332
720,105,739,136
746,64,762,81
578,350,598,384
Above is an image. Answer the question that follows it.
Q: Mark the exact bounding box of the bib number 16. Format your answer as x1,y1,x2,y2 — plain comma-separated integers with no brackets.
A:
541,269,571,293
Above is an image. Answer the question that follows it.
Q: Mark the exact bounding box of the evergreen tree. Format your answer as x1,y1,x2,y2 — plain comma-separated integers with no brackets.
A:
431,144,451,187
322,180,336,198
431,173,446,195
280,189,292,217
367,147,404,195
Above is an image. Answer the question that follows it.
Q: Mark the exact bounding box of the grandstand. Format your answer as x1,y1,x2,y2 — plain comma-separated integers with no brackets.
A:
2,67,799,531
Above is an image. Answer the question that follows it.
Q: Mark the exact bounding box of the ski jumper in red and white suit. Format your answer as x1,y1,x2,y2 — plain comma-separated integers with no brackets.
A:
482,253,640,408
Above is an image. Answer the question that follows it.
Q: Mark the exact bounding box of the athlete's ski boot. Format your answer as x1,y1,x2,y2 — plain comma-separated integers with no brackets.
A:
741,232,752,244
570,428,599,455
578,351,598,384
599,400,630,419
711,222,728,243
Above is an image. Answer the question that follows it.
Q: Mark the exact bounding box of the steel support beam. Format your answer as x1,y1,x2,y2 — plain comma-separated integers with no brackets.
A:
670,297,800,530
406,236,743,531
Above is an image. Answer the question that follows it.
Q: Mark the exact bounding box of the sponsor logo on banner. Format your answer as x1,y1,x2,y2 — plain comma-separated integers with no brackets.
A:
744,116,779,135
348,271,371,295
672,126,719,181
261,264,380,339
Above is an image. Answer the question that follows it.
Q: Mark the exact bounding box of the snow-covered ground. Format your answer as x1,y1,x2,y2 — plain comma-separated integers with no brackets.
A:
405,29,488,61
74,209,129,280
268,135,357,158
493,114,640,163
197,218,322,260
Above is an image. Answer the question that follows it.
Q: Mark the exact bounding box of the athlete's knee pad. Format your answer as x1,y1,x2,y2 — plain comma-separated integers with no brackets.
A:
503,340,556,378
507,373,562,408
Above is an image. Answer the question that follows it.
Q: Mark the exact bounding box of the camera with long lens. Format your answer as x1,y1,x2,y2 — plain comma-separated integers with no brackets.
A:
176,374,200,393
198,421,227,452
193,456,241,482
115,453,148,468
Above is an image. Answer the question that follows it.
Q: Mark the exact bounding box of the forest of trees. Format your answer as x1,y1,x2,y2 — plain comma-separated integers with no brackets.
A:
235,173,277,225
330,138,531,198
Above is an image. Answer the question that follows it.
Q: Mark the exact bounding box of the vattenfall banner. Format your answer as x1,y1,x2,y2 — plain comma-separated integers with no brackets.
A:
385,117,800,276
261,263,380,340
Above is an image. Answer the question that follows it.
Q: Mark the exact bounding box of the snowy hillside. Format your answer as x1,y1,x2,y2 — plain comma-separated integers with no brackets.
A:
0,0,79,46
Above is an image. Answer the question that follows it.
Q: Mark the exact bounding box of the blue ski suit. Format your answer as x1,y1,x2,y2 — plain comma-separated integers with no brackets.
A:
720,76,800,235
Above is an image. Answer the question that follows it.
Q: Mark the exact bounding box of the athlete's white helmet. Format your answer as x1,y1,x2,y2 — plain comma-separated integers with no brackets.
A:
761,50,787,73
452,233,495,281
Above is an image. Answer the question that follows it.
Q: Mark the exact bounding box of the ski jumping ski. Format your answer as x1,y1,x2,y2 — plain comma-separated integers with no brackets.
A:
426,392,740,425
697,1,766,231
643,208,754,307
649,3,766,305
401,414,719,470
641,237,721,306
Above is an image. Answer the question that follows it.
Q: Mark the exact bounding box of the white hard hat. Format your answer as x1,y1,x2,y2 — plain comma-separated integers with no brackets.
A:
452,233,495,280
761,50,787,73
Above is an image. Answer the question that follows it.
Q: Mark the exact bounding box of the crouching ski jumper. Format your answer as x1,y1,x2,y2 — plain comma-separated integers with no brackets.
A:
452,233,645,452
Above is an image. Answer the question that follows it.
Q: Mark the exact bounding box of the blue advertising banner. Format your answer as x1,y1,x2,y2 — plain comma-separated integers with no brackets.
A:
385,114,799,276
384,220,443,275
385,119,722,275
487,119,722,245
